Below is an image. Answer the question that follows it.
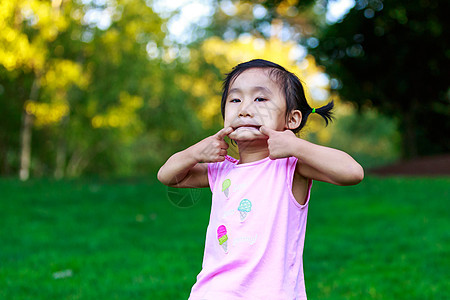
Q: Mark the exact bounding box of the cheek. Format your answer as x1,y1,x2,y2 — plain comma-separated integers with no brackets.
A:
223,112,231,125
259,101,285,118
257,109,286,127
224,107,237,125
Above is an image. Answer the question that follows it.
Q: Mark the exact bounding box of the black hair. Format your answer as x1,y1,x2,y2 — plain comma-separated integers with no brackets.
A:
221,59,334,133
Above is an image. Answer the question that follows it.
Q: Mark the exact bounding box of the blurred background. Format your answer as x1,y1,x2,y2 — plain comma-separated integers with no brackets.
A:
1,0,448,180
1,0,449,299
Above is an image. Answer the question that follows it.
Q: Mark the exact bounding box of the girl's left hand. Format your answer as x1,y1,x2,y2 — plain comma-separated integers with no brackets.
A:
259,126,298,159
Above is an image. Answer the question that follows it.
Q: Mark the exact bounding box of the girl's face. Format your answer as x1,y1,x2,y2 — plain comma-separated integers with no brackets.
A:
224,68,289,141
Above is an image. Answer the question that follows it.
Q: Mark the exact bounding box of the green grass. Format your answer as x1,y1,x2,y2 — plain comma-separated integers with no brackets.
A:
0,176,449,299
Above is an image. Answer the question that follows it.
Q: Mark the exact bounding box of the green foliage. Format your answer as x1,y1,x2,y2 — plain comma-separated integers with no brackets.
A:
0,0,207,178
308,0,450,158
2,0,444,179
0,176,449,299
323,108,401,168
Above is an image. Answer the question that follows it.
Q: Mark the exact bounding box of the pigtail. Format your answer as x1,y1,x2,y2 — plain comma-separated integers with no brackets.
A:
308,100,335,126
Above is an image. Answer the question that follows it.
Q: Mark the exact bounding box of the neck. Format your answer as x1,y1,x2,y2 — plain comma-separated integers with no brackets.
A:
236,140,269,164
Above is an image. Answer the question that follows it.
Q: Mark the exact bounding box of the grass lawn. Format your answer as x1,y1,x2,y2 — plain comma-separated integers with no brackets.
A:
0,176,448,299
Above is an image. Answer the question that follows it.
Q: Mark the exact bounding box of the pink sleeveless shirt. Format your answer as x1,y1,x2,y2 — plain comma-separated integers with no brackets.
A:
189,155,313,300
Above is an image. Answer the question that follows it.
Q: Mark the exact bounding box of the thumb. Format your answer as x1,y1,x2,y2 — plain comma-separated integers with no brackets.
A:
259,125,275,137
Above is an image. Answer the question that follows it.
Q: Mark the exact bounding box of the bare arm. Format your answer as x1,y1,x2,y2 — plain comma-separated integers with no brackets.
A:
292,138,364,186
260,126,364,186
157,148,209,188
157,127,234,188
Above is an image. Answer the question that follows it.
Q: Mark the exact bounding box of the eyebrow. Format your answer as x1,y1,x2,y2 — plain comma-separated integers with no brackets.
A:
228,86,274,96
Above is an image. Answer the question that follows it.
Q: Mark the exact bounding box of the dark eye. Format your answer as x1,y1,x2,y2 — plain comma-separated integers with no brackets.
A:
255,97,267,102
230,99,241,103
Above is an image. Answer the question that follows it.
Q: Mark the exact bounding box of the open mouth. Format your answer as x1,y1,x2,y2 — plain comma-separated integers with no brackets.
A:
234,125,261,131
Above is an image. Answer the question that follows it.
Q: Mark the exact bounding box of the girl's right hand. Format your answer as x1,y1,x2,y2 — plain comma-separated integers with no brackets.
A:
192,127,234,163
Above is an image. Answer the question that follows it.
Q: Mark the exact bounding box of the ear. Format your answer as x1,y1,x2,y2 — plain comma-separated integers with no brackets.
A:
286,110,302,130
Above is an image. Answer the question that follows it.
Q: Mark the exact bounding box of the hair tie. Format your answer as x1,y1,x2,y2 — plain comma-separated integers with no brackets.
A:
311,108,316,114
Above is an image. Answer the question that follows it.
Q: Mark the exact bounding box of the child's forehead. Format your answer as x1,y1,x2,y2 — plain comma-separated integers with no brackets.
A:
234,68,271,80
230,68,280,90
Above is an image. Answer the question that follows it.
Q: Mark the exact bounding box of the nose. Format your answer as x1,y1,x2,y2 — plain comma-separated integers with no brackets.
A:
238,101,254,118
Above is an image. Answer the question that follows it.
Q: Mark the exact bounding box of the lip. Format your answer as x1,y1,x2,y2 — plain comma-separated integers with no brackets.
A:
232,124,262,130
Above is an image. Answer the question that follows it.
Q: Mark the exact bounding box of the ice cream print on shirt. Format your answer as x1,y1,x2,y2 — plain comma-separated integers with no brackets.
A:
222,179,231,198
237,199,252,222
217,225,228,253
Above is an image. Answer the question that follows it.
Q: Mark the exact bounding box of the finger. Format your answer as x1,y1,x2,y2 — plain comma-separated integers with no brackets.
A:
259,125,275,137
216,126,234,140
219,141,229,150
218,149,227,156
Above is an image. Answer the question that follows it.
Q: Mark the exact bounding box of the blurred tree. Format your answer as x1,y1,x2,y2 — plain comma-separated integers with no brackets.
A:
0,0,84,180
52,0,208,177
323,101,401,168
0,0,205,178
307,0,450,158
66,0,165,177
3,0,430,178
205,0,318,43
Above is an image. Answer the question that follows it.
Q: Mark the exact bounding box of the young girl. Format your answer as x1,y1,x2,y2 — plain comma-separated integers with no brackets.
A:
158,59,364,299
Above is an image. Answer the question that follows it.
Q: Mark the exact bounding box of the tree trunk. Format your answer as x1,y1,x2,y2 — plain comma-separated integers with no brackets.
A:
54,116,68,179
19,77,40,181
0,142,9,175
400,103,419,159
66,148,87,177
54,138,66,179
19,111,33,181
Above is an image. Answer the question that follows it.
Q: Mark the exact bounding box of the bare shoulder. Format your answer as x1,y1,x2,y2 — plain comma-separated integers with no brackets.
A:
291,170,310,205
